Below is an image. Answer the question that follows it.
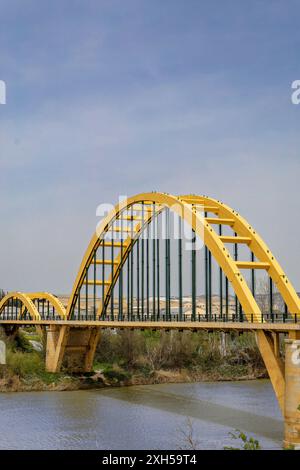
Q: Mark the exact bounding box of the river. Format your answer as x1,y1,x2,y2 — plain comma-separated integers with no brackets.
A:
0,380,283,450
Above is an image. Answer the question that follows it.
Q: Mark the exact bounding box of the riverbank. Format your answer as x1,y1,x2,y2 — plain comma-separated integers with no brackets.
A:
0,328,268,392
0,367,267,393
0,352,267,393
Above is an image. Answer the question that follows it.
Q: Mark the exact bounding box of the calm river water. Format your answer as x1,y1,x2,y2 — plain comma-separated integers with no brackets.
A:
0,380,283,450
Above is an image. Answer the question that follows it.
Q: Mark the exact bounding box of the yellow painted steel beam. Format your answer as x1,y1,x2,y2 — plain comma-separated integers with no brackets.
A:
191,205,220,215
103,241,123,247
205,217,235,226
91,260,119,265
1,319,300,333
108,227,133,233
180,196,206,204
85,280,110,286
235,261,270,270
201,206,219,214
219,236,251,244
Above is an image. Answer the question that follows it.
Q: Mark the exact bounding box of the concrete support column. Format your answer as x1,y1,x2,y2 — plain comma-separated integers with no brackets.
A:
45,326,58,372
284,339,300,449
45,326,100,373
45,325,69,373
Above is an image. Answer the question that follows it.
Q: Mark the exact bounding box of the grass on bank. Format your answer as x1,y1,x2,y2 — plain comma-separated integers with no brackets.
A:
0,329,62,387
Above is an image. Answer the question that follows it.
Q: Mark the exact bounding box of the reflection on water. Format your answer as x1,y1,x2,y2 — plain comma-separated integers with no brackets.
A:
0,380,283,450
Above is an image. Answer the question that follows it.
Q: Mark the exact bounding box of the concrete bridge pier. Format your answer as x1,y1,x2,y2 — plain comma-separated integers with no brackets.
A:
46,325,100,373
284,338,300,449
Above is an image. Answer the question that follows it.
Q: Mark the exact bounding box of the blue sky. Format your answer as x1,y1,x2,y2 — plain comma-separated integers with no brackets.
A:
0,0,300,293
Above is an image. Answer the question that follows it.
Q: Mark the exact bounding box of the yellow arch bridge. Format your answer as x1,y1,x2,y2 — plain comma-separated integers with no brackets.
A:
0,192,300,448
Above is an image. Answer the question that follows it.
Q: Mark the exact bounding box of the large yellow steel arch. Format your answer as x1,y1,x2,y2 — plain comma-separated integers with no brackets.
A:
67,192,300,322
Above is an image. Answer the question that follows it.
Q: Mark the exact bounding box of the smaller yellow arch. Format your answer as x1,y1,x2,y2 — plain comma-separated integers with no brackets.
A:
0,292,41,320
26,292,67,319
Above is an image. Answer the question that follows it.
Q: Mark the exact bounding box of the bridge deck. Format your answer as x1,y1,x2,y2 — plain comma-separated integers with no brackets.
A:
0,319,299,333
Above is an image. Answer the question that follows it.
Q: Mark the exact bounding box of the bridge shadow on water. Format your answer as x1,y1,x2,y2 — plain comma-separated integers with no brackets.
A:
97,384,283,442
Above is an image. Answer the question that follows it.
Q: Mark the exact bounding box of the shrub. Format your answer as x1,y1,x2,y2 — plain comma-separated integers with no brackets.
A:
6,349,44,378
224,430,261,450
94,329,266,375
